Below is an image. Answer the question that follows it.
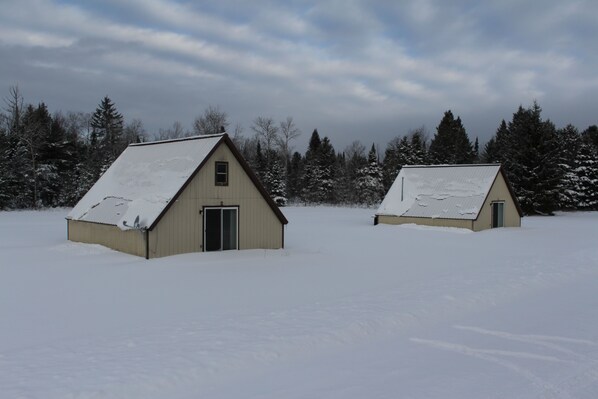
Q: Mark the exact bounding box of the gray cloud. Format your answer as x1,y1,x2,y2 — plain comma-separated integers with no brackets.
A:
1,0,596,151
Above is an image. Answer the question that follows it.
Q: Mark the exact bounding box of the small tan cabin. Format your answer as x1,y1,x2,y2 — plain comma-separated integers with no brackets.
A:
67,134,288,258
375,164,522,231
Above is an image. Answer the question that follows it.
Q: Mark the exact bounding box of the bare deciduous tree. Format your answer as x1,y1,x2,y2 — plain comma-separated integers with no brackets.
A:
157,121,188,141
3,85,24,134
124,119,147,143
193,105,229,135
251,116,279,152
277,116,301,162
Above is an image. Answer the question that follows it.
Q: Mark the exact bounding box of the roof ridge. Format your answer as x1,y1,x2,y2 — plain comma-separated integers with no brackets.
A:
403,163,501,168
130,133,226,147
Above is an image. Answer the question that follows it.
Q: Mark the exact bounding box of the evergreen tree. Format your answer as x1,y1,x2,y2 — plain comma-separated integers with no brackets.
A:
0,122,11,208
481,137,497,163
582,125,598,151
382,136,408,191
355,144,384,206
342,141,367,204
428,111,474,164
574,142,598,210
302,129,324,203
482,120,509,163
504,103,562,215
382,129,428,192
90,96,125,176
20,103,53,207
319,137,336,203
287,151,304,201
557,125,583,209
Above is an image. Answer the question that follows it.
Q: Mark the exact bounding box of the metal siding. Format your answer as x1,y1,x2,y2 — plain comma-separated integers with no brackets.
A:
150,143,283,258
377,215,473,229
474,172,522,231
67,219,146,257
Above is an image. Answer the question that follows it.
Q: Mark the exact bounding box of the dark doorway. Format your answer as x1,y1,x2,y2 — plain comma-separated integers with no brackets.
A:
204,207,238,251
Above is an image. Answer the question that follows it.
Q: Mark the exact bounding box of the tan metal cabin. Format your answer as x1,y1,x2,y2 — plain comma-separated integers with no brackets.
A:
375,164,522,231
67,134,288,258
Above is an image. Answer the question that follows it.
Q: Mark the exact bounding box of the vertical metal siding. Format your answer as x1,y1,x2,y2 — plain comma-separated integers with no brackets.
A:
377,215,472,229
67,219,146,257
149,143,283,258
474,173,522,231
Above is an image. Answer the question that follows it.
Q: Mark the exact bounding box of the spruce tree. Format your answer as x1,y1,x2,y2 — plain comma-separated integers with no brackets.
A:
504,103,562,215
428,111,474,164
355,144,384,206
582,125,598,152
574,142,598,209
287,151,304,201
343,141,367,204
557,125,582,209
90,96,124,177
302,129,324,203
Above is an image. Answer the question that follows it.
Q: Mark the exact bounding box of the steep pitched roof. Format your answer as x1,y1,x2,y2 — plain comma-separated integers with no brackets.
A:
68,134,288,230
376,164,518,220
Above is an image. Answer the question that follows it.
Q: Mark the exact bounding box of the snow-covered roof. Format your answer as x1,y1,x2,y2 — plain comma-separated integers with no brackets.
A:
67,134,224,230
376,164,502,220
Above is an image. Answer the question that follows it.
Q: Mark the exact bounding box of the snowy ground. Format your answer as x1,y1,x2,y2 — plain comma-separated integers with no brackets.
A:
1,207,598,399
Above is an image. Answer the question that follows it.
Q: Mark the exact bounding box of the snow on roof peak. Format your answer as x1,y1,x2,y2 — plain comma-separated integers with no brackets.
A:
68,134,224,230
376,164,501,220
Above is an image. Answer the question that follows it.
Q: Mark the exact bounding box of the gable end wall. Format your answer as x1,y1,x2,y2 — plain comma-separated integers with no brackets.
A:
473,172,521,231
148,142,284,258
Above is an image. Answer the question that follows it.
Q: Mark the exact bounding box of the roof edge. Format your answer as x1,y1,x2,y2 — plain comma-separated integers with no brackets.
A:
130,133,226,147
402,163,501,169
148,133,288,231
222,134,289,225
148,135,226,230
472,164,523,221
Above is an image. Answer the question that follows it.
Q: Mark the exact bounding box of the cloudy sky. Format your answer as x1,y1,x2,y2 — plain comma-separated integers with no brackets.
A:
1,0,597,150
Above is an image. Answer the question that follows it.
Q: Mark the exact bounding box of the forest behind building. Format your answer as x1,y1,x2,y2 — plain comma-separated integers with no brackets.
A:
1,86,597,216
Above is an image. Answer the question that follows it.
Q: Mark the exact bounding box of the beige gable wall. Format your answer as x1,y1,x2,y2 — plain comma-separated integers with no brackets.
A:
148,142,284,258
376,215,473,229
473,172,521,231
68,219,146,257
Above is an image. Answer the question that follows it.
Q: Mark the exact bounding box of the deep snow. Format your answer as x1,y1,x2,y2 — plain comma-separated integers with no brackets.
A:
1,207,598,398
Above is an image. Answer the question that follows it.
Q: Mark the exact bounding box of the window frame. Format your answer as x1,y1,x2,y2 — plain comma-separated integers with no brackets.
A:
215,161,229,186
491,201,505,228
203,206,239,251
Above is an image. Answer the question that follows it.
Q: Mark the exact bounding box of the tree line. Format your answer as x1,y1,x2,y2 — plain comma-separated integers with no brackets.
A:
1,86,596,215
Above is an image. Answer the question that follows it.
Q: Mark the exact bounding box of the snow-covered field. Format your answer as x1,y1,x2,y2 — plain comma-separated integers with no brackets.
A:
1,207,598,399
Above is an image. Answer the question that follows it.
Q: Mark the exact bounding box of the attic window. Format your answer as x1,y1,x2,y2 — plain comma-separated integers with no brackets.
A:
215,162,228,186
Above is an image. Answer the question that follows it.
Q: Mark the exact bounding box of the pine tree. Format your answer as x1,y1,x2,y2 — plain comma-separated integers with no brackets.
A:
20,103,53,207
287,151,304,201
355,144,384,206
319,137,336,203
428,111,474,164
504,103,562,215
574,142,598,209
582,125,598,151
557,125,582,209
302,129,324,203
90,96,124,177
0,124,11,208
342,141,367,204
382,129,428,192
